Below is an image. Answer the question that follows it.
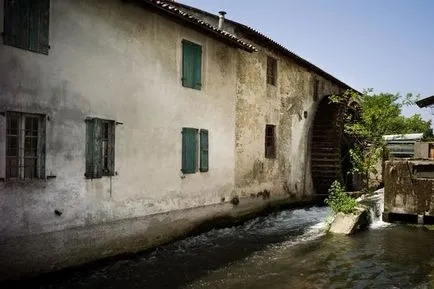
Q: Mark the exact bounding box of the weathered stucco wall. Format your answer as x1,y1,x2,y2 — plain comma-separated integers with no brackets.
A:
0,0,238,238
384,160,434,216
0,0,354,279
0,193,298,280
235,46,345,199
162,2,350,198
151,2,347,199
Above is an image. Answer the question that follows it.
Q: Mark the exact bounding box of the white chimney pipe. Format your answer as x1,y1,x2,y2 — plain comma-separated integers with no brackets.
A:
218,11,226,30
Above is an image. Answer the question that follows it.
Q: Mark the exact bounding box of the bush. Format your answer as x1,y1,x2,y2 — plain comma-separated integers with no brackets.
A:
325,180,357,214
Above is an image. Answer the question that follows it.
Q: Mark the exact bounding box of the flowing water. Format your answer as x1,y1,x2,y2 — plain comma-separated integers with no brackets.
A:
10,196,434,289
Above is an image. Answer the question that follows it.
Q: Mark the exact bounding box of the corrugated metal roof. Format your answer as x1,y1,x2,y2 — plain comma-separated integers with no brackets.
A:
383,133,424,141
161,0,357,92
416,95,434,108
142,0,257,52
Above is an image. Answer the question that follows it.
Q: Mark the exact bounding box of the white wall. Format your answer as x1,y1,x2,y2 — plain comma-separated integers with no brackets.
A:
0,0,238,237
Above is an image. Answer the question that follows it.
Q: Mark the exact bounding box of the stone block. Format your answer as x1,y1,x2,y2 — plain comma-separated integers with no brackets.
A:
329,207,369,235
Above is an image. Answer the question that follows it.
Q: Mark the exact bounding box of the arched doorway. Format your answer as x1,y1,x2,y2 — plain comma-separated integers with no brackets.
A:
310,95,353,195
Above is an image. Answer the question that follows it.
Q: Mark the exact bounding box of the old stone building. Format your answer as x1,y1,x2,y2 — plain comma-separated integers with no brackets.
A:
0,0,355,279
168,1,355,199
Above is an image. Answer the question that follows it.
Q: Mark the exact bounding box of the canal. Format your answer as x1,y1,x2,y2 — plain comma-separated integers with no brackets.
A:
9,206,434,289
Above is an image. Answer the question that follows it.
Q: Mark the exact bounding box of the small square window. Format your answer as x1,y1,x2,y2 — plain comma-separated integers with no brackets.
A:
265,125,276,159
267,56,277,86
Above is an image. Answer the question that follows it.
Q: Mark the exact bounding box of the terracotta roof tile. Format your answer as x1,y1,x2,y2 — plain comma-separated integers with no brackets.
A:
143,0,257,52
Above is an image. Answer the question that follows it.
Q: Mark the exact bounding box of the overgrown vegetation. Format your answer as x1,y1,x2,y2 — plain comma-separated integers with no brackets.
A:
329,89,433,191
325,89,432,214
325,180,357,214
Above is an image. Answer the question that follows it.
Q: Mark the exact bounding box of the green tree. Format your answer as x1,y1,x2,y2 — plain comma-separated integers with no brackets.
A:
343,91,432,140
330,89,432,191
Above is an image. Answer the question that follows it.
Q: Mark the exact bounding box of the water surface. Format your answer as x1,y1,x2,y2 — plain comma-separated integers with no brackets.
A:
12,206,434,289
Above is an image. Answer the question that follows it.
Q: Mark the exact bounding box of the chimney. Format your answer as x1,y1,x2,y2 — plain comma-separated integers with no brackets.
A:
218,11,226,30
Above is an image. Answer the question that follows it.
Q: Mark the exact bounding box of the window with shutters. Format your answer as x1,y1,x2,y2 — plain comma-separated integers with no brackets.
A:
5,112,46,180
266,56,277,86
182,40,202,90
85,118,115,179
182,128,209,174
3,0,50,54
265,124,276,159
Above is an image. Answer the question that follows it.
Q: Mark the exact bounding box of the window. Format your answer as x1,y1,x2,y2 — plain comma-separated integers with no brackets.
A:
267,56,277,86
265,125,276,159
182,128,209,174
3,0,50,54
85,118,115,179
6,112,46,180
182,40,202,90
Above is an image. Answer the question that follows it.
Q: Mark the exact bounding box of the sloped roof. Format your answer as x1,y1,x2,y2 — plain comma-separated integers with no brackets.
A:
162,0,356,92
140,0,257,52
416,95,434,108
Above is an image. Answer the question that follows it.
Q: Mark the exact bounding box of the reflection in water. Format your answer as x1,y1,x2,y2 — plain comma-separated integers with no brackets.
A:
9,206,434,289
188,226,434,289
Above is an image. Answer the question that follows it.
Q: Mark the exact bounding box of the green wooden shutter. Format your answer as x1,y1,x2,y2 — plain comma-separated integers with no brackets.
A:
182,127,198,174
107,121,116,176
182,40,202,90
182,40,194,88
200,129,209,172
93,118,103,178
85,118,103,178
85,119,95,178
31,0,50,54
193,44,202,90
3,0,50,54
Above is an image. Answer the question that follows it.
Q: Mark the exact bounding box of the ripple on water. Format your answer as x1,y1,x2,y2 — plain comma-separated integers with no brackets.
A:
187,226,434,289
14,206,434,289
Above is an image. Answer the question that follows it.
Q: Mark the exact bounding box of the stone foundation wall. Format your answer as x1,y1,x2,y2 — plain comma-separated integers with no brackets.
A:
0,195,315,281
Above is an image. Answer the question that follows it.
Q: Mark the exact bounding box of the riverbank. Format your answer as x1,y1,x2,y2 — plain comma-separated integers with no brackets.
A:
0,194,322,281
6,205,434,289
3,206,330,289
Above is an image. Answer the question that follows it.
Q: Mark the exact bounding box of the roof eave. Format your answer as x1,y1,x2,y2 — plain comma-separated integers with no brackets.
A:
135,0,256,52
160,1,357,92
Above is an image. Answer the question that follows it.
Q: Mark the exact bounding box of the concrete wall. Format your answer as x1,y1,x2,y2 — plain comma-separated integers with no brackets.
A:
0,193,300,280
384,160,434,216
0,0,238,238
414,141,434,159
234,46,345,199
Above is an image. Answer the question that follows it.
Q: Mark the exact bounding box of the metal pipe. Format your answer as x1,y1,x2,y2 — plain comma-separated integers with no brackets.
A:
218,11,226,30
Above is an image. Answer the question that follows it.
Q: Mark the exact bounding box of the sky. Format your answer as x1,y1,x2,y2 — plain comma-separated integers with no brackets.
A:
180,0,434,122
